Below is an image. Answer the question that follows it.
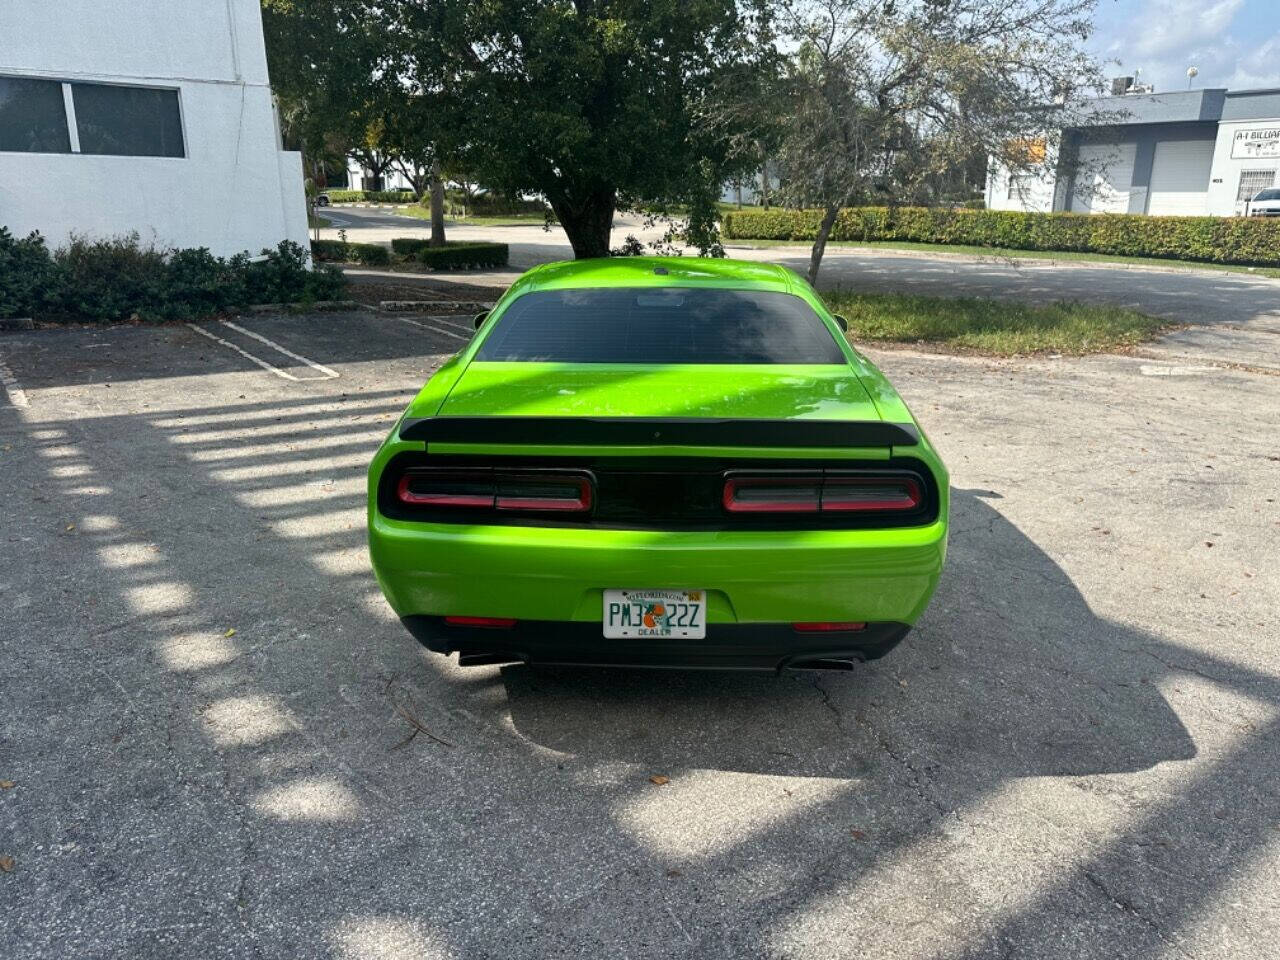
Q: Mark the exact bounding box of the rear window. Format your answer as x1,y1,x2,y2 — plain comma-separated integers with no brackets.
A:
1255,188,1280,201
474,287,847,364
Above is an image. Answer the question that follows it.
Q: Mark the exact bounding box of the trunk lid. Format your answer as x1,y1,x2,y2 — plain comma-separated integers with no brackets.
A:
435,363,882,422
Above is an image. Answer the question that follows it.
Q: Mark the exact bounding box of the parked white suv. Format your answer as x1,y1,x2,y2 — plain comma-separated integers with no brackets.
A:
1248,188,1280,217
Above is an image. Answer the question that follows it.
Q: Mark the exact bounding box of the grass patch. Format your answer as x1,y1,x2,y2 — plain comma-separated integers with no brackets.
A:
730,237,1280,279
823,291,1170,356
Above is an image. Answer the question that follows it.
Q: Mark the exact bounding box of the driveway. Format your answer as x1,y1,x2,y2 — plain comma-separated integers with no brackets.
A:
2,311,1277,958
322,206,1280,370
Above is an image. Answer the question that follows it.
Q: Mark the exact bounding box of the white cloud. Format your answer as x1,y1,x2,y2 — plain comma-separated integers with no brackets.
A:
1092,0,1280,92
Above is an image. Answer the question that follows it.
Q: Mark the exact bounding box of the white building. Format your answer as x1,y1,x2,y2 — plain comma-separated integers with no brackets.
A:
987,87,1280,217
0,0,309,257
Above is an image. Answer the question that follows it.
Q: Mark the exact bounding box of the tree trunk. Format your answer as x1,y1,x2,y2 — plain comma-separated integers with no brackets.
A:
806,204,841,286
549,189,616,259
757,143,771,209
429,159,446,247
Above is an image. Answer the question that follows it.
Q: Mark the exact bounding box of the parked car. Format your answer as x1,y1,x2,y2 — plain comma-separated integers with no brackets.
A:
367,257,949,670
313,192,332,207
1248,188,1280,216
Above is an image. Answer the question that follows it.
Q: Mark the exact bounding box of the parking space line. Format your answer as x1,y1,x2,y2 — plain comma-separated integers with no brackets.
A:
0,350,30,408
220,320,340,379
429,316,474,332
186,323,303,381
397,317,471,342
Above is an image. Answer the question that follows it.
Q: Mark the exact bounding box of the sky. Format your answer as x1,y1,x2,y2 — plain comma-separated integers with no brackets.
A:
1090,0,1280,93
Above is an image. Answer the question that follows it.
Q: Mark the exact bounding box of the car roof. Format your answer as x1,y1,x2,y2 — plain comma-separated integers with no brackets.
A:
507,256,798,298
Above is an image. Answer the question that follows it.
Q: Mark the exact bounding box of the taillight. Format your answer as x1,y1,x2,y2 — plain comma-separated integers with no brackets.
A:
396,469,593,515
821,476,921,512
722,472,924,515
495,475,592,512
397,473,493,507
722,475,820,513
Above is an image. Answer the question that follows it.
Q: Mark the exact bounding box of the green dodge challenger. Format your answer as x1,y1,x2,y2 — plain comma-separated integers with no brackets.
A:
368,257,948,670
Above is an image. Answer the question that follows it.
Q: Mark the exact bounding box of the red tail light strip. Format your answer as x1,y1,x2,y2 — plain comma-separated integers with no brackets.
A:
793,622,867,632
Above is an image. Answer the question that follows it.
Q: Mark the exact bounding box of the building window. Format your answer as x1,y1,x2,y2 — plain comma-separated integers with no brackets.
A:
72,84,184,157
1237,169,1276,202
0,75,183,158
0,76,71,153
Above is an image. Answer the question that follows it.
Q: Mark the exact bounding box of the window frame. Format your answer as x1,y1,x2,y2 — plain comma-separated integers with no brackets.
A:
1236,169,1276,203
0,73,185,159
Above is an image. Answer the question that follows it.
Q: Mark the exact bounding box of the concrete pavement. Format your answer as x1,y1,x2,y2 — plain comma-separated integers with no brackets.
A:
2,309,1278,958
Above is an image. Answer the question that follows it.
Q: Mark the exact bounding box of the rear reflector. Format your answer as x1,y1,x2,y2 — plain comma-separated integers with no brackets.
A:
723,472,923,515
445,616,517,628
793,622,867,632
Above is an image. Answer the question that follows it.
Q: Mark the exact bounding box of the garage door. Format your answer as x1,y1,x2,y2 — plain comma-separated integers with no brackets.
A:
1075,143,1136,214
1147,140,1215,216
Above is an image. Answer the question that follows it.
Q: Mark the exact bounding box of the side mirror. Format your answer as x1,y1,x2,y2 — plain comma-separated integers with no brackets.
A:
473,311,489,330
833,314,849,332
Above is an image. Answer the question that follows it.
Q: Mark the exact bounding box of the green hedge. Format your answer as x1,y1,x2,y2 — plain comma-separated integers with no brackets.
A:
411,241,509,270
1,231,346,323
322,189,417,204
310,239,391,266
720,206,1280,266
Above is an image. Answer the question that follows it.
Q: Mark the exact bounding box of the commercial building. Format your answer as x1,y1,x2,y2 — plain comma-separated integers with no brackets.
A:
0,0,309,257
986,86,1280,217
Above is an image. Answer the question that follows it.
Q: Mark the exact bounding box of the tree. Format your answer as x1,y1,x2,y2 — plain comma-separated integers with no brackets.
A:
764,0,1109,283
389,0,773,259
261,1,391,180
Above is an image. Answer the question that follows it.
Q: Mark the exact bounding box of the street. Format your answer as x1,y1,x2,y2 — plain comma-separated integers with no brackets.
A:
2,308,1277,958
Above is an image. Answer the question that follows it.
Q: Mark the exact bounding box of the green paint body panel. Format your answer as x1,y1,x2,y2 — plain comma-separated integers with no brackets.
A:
369,257,949,634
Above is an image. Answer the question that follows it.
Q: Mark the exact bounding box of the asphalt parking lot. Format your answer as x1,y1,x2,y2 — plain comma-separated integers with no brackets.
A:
1,310,1278,959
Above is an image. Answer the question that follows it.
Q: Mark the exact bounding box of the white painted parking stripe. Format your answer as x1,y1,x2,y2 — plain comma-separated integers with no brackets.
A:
220,320,340,379
430,316,473,332
0,350,30,408
397,317,471,342
186,323,302,381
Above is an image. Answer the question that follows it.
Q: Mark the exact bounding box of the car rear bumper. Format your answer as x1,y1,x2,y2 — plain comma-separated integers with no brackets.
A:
403,615,911,669
369,516,946,631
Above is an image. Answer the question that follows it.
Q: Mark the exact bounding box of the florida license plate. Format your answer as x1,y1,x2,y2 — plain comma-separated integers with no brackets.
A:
603,590,706,639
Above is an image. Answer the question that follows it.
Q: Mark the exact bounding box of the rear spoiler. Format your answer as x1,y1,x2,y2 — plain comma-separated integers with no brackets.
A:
398,416,919,448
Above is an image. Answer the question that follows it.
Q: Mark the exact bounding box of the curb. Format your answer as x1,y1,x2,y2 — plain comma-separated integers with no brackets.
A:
245,300,374,314
378,300,495,314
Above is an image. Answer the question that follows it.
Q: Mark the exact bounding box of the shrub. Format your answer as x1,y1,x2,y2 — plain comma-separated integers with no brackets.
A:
0,228,56,319
310,239,391,265
52,233,171,322
163,247,233,318
323,189,416,204
415,241,509,270
310,238,349,261
720,206,1280,266
13,236,346,324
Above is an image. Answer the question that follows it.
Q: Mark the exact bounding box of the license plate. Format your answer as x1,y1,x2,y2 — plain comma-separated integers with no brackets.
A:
603,590,706,639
